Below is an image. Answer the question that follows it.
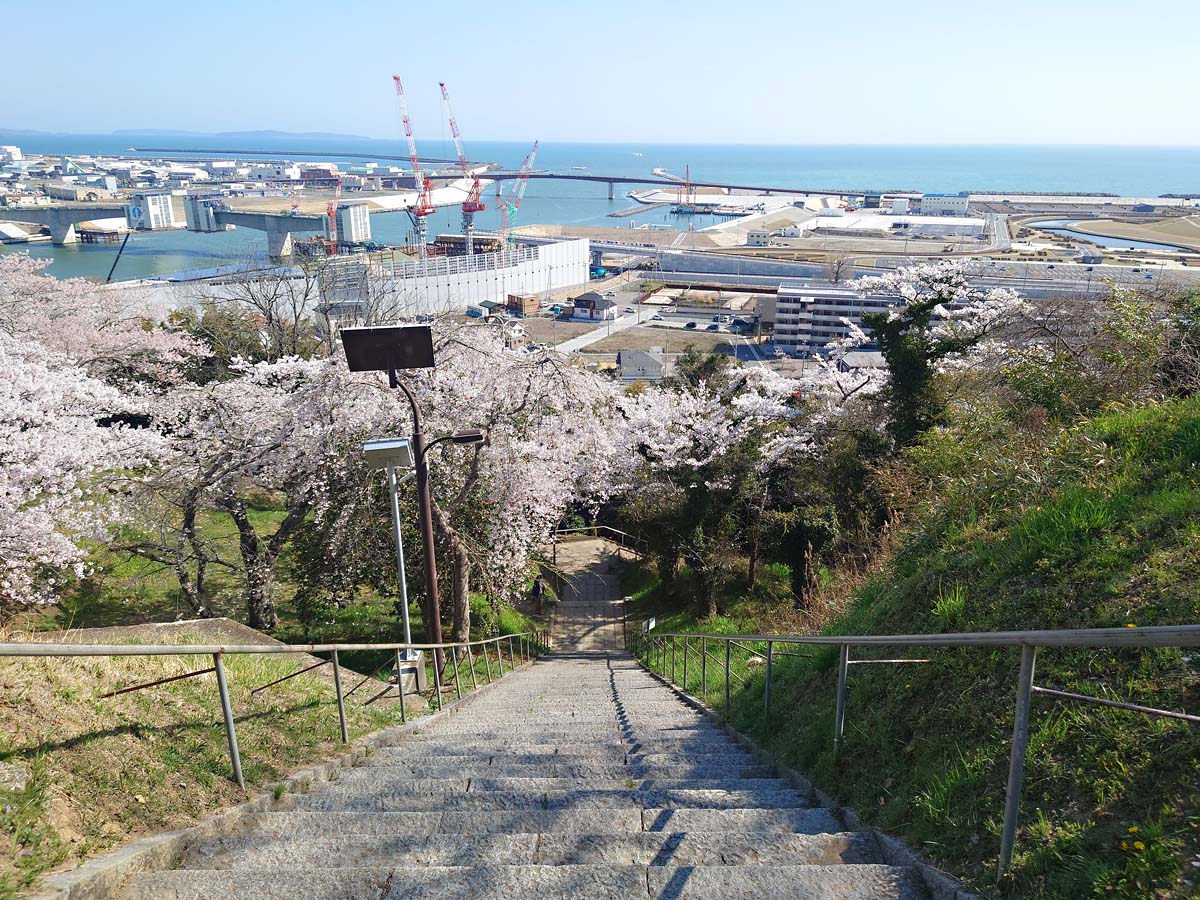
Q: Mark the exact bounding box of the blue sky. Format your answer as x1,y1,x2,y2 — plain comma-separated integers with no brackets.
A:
7,0,1199,144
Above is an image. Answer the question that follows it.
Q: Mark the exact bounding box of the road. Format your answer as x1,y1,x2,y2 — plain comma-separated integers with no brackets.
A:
553,306,658,353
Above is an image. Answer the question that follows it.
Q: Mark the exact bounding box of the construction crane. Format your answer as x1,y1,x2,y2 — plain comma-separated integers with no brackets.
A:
392,75,436,258
326,178,343,251
438,81,485,256
498,140,539,246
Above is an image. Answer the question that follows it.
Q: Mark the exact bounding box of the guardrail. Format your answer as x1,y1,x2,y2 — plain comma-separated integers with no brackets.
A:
0,630,550,791
625,624,1200,882
553,524,646,559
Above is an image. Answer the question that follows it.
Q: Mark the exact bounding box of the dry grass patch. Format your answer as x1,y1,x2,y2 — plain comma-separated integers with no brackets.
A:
0,628,415,898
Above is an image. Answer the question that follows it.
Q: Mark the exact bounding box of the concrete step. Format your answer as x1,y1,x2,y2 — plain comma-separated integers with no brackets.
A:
242,810,646,836
120,864,924,899
286,787,810,811
183,830,877,869
326,772,791,794
351,761,778,779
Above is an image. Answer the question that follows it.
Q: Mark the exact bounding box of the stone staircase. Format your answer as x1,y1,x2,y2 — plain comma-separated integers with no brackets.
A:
108,539,932,898
116,649,927,899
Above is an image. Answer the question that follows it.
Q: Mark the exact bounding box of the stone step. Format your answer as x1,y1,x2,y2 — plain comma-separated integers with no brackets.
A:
120,864,924,900
286,787,810,811
243,810,646,836
351,761,777,779
183,830,876,869
324,773,790,794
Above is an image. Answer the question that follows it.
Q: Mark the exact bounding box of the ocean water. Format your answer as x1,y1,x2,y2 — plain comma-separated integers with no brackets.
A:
2,132,1197,281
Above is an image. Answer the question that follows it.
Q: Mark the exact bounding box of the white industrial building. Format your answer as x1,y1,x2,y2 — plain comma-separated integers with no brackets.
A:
918,193,971,216
337,202,371,244
128,192,179,230
247,163,301,182
0,146,23,164
318,239,590,328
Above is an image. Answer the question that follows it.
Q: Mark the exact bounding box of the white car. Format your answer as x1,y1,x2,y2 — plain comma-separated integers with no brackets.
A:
651,314,664,321
624,306,636,314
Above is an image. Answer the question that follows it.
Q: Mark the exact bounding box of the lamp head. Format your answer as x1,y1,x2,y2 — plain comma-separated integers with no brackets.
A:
451,429,487,446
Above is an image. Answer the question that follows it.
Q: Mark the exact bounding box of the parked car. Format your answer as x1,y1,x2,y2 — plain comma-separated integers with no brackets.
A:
706,323,720,331
684,321,697,329
624,306,636,314
651,314,664,321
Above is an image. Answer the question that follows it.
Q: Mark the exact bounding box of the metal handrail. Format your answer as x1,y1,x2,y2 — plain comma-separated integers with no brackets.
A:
647,624,1200,648
0,632,546,657
626,624,1199,883
0,629,551,791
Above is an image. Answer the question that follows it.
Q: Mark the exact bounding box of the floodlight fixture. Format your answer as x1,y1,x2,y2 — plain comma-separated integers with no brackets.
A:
361,437,414,471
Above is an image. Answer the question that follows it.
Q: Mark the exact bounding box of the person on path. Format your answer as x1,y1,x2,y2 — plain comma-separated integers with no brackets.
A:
532,575,546,614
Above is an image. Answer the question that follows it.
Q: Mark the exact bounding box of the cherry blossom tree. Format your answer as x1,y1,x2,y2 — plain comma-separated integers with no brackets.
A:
0,253,194,385
856,260,1026,447
0,332,160,614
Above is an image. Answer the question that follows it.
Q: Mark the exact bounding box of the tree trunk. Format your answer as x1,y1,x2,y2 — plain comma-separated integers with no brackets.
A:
176,490,211,617
223,495,309,631
702,578,718,620
431,502,472,645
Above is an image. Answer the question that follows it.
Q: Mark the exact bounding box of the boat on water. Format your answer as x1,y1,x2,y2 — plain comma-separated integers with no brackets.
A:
570,165,587,170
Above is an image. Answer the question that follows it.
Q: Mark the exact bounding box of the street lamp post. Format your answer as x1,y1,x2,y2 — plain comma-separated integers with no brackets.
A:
341,325,481,674
362,438,416,652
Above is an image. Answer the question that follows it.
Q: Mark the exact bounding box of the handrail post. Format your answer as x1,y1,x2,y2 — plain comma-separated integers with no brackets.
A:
468,647,479,691
331,649,348,743
212,652,244,790
765,640,774,709
433,653,443,708
508,635,516,670
451,645,463,700
483,641,493,681
395,648,407,723
724,640,732,711
682,636,688,692
834,644,850,755
999,644,1038,881
701,637,707,702
671,636,677,683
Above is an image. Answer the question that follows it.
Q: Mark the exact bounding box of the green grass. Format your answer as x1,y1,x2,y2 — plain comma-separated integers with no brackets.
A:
628,397,1200,899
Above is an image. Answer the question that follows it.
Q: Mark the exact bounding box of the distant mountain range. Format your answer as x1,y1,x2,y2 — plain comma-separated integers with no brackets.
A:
0,128,375,141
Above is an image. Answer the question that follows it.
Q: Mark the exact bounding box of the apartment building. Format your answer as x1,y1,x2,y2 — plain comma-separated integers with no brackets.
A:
773,285,893,352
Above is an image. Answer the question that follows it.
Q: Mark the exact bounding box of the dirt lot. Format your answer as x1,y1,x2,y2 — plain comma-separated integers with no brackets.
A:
578,326,734,355
520,318,597,344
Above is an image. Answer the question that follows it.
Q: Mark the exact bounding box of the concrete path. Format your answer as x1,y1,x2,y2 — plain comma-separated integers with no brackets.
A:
552,537,625,653
113,540,928,899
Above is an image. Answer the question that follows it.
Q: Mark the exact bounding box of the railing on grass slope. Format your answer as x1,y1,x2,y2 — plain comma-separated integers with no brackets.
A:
0,630,550,791
553,525,645,560
625,623,1200,882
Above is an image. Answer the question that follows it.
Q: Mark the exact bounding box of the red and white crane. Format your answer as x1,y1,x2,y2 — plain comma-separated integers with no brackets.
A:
393,74,436,258
438,81,485,256
326,178,342,251
498,140,538,246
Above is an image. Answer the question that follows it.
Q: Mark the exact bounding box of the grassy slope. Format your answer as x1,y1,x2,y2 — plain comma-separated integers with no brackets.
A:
0,639,414,898
627,397,1200,899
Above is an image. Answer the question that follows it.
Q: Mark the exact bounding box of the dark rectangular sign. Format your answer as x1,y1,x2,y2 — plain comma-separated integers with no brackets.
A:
340,324,435,371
